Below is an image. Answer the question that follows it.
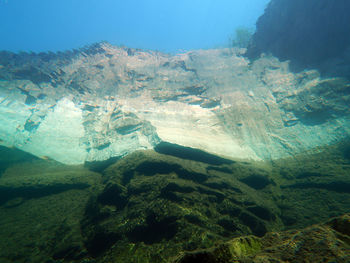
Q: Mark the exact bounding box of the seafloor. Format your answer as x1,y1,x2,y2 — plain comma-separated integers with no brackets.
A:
0,140,349,262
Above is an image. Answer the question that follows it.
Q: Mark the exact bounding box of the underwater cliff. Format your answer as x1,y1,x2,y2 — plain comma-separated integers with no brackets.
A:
0,43,349,164
0,0,350,262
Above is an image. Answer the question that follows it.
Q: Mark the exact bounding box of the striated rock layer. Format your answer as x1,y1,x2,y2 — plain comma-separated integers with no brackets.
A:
0,43,349,164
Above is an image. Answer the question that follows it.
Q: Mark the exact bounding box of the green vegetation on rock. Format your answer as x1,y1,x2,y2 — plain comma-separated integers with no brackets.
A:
0,140,349,262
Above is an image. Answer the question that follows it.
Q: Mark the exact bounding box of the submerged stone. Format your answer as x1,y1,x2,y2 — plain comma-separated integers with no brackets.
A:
0,142,349,262
174,214,350,263
0,43,349,164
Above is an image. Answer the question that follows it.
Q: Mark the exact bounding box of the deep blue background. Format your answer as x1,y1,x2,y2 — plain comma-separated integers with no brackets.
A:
0,0,269,53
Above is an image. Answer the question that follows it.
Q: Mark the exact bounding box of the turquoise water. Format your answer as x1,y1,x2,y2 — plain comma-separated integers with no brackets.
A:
0,0,269,53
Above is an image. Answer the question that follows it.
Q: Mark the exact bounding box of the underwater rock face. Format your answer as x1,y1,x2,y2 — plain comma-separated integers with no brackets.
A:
0,43,349,164
247,0,350,76
80,149,284,262
175,214,350,263
0,144,350,262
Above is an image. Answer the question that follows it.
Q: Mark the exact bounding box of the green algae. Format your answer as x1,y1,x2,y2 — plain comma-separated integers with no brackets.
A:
0,140,350,262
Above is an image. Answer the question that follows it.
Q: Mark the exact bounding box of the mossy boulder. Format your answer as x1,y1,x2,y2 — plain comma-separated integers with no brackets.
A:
81,150,282,262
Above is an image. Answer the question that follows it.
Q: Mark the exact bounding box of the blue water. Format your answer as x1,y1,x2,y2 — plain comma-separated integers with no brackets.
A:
0,0,269,53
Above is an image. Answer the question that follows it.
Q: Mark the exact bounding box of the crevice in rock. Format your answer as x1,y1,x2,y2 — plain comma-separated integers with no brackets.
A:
239,174,272,190
127,213,179,244
155,142,234,165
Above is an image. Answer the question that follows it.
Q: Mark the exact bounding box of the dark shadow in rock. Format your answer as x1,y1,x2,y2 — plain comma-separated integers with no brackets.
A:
24,119,40,132
176,170,208,184
67,80,86,95
14,66,51,85
84,156,121,173
200,99,221,109
344,146,350,161
247,206,276,221
135,161,209,183
85,229,121,257
0,162,8,177
239,212,267,237
283,181,350,193
206,166,232,174
326,214,350,237
136,161,181,176
37,93,47,100
121,170,134,185
339,140,350,161
24,94,37,105
218,204,243,217
155,142,234,165
0,146,38,176
127,213,178,244
239,174,271,190
96,142,111,151
52,245,86,261
280,214,298,227
182,85,207,96
184,214,204,226
83,104,100,111
296,172,330,179
116,124,141,135
203,181,240,192
160,191,184,202
162,182,196,194
83,197,110,225
218,218,237,232
296,110,333,126
98,183,127,209
0,184,89,206
177,251,216,263
196,186,225,202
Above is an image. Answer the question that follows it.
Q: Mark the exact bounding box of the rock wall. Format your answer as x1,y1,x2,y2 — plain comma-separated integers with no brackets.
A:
247,0,350,76
0,43,349,164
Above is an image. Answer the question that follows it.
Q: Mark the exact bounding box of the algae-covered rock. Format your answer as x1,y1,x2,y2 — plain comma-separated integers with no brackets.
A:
77,141,350,262
182,237,261,262
81,150,282,262
1,142,350,262
270,140,350,229
175,214,350,263
174,236,261,263
0,158,101,206
0,147,103,262
326,214,350,237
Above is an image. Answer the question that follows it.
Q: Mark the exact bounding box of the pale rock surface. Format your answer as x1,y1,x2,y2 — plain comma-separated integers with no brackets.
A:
0,43,349,164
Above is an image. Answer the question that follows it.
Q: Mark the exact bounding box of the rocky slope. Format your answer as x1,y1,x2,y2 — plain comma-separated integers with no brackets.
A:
0,43,349,164
175,214,350,263
246,0,350,77
0,142,349,262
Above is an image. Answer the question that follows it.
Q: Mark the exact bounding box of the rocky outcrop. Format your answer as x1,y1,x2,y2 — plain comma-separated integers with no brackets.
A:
80,142,350,262
0,43,349,164
246,0,350,76
0,142,350,262
174,214,350,263
81,150,282,259
0,150,101,207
